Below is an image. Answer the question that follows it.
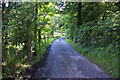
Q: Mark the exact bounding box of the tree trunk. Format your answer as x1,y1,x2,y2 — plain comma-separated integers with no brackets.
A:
51,28,54,38
47,33,49,41
33,3,38,56
38,29,41,51
117,1,120,78
44,35,46,44
28,37,32,61
75,2,81,43
77,2,81,27
2,2,12,62
102,12,106,20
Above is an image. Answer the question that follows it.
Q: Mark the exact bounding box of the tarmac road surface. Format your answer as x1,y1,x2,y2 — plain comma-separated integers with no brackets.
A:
32,37,110,78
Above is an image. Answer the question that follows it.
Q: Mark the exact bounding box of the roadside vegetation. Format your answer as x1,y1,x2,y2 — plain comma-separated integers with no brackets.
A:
2,2,119,78
62,2,120,78
2,38,55,78
2,2,63,78
65,38,118,78
65,11,119,78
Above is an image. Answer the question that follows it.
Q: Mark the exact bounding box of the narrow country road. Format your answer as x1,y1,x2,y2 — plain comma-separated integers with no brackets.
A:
32,37,110,78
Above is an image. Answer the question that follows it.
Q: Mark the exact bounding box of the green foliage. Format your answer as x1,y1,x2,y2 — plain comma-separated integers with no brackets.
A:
55,35,62,39
2,38,55,78
64,2,119,78
78,11,120,48
2,2,120,78
2,2,56,78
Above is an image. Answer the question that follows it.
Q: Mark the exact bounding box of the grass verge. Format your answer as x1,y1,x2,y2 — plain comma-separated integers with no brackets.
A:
65,38,118,78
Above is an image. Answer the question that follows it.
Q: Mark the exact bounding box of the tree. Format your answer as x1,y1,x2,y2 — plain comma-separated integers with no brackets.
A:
33,3,38,56
74,2,81,43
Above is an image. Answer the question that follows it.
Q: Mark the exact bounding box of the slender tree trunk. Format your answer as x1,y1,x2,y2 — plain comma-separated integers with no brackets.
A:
26,19,32,61
33,3,38,56
44,34,46,44
48,34,50,40
38,29,41,51
52,31,54,38
47,33,49,41
2,3,6,62
117,1,120,78
28,37,32,61
75,2,81,43
23,35,28,50
52,28,54,38
77,2,81,27
71,25,74,41
102,12,106,20
2,2,12,62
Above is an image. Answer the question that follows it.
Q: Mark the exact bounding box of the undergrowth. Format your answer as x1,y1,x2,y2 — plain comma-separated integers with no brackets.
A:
2,38,55,78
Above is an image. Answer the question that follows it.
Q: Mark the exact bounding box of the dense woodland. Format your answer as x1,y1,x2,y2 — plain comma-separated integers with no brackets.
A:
1,2,120,78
